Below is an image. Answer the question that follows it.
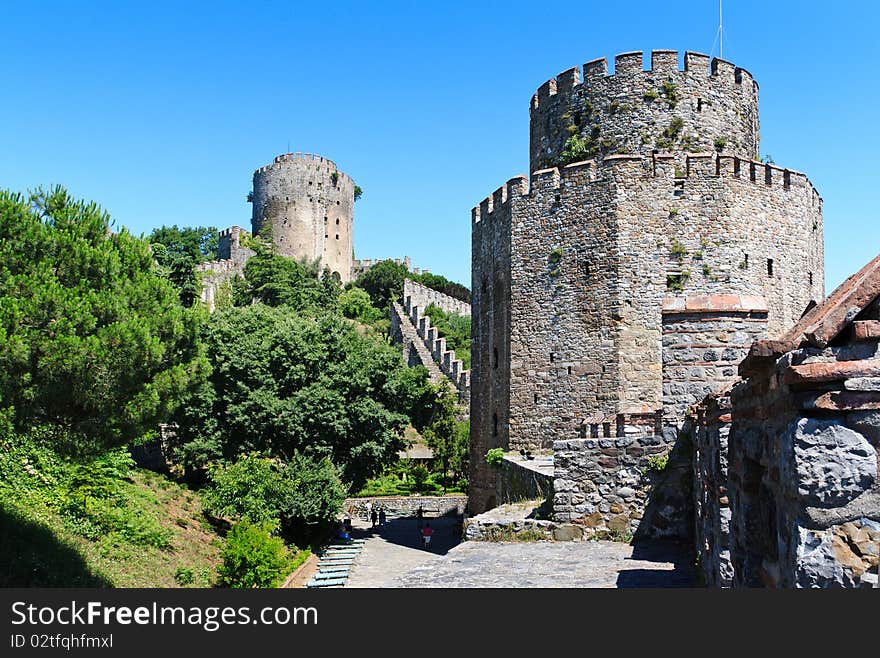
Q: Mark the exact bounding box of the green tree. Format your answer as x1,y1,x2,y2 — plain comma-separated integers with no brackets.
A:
0,186,208,455
148,225,219,264
422,383,469,487
216,520,293,588
239,248,330,310
352,259,410,309
202,452,346,531
338,287,382,324
202,454,291,526
171,305,432,490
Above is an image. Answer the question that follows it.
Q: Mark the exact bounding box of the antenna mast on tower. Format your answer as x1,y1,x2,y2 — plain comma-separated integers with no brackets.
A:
719,0,723,59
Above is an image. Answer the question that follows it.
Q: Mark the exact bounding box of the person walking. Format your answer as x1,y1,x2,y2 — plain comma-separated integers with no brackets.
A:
416,505,424,529
370,508,378,528
378,507,386,526
421,522,433,549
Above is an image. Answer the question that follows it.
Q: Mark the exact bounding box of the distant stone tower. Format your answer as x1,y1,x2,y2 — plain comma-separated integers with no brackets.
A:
251,152,355,282
469,51,824,514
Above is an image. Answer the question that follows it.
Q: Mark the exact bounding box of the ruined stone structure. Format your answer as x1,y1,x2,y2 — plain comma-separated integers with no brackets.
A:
251,152,355,283
470,50,824,515
195,226,255,312
720,256,880,587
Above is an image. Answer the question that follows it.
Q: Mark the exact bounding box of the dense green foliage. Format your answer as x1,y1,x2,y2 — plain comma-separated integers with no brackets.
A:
356,463,467,496
421,384,470,485
338,287,384,325
202,453,346,531
352,259,471,310
423,303,471,369
171,305,434,489
0,430,171,549
1,185,468,588
0,422,223,587
216,520,295,588
149,225,219,307
148,225,219,263
239,248,338,311
0,187,208,455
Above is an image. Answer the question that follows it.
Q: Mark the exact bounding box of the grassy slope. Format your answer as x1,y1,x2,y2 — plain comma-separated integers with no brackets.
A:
0,468,223,588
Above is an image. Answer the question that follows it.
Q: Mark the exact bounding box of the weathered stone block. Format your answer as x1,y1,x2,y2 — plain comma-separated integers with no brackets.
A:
789,418,877,508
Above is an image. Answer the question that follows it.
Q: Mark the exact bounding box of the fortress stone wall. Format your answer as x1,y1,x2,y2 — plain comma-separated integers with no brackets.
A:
530,51,759,171
252,152,355,282
403,278,471,317
470,50,824,515
195,226,254,312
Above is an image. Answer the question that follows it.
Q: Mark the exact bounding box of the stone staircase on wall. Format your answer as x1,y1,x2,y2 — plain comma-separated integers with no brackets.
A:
391,288,470,401
391,301,446,385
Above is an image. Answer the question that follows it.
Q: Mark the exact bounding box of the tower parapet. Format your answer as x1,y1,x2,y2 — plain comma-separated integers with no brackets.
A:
251,152,355,282
529,50,759,172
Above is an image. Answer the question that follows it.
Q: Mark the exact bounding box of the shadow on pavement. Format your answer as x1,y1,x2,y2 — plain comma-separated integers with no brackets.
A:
616,539,697,588
348,515,462,556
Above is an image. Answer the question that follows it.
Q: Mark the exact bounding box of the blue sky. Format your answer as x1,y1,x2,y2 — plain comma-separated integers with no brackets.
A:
1,1,876,291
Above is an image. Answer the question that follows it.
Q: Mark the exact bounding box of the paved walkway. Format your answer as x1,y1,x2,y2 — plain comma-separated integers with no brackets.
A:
345,516,461,588
345,516,695,588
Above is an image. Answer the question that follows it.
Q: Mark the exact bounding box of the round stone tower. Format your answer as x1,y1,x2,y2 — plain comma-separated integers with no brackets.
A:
251,152,355,282
529,50,759,171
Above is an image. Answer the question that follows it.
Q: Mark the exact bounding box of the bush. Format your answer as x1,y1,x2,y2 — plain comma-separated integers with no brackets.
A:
216,521,293,588
485,448,504,467
338,287,383,325
202,453,346,532
174,566,194,586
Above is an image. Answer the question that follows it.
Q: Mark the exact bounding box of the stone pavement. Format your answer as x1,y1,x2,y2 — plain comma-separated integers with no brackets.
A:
345,516,695,588
345,516,461,588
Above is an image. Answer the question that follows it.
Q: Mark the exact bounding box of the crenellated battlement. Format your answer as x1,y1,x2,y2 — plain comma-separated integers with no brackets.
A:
253,152,354,184
531,50,756,110
473,153,820,221
472,175,528,223
529,49,760,172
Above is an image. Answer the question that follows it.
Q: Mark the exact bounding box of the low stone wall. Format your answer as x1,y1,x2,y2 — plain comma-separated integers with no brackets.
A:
464,516,559,541
553,432,669,536
343,496,467,520
497,455,553,505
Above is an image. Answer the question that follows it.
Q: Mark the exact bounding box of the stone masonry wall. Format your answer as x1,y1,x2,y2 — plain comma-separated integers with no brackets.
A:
472,155,822,464
553,428,668,536
470,51,823,520
402,294,470,393
692,389,735,587
343,496,467,520
729,338,880,588
252,152,355,282
497,454,554,505
530,50,759,171
403,278,471,317
195,226,254,312
469,178,518,513
662,301,768,428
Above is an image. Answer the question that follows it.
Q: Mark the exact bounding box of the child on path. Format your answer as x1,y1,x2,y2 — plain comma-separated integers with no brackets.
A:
421,522,433,549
